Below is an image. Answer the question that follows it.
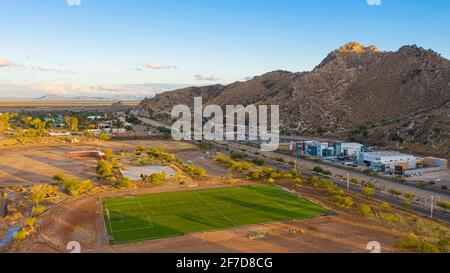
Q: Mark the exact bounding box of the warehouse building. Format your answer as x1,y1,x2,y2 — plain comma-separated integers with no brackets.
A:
358,151,418,173
295,140,364,159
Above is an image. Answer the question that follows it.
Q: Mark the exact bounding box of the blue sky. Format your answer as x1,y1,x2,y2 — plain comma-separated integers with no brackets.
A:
1,0,449,98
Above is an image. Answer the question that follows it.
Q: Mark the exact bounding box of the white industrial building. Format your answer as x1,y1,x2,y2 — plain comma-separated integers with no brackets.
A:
359,151,419,173
336,142,364,157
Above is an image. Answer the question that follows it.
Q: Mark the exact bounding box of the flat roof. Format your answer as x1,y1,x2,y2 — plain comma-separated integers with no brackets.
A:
361,151,413,157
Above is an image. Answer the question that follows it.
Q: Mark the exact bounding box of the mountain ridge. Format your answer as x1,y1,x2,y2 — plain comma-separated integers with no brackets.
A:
137,42,450,157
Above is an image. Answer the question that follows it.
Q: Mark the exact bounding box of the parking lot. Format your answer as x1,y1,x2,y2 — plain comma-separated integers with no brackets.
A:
405,170,450,189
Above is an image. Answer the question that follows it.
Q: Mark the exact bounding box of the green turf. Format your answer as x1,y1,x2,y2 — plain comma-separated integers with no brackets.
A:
103,184,328,244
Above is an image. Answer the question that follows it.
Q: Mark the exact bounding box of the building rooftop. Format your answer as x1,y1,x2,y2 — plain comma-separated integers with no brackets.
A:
361,151,412,157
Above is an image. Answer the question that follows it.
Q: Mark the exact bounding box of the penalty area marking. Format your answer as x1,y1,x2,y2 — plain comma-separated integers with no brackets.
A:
106,201,154,234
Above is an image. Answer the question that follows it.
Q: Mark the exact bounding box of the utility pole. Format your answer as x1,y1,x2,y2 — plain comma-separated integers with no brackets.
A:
430,195,434,219
346,173,350,191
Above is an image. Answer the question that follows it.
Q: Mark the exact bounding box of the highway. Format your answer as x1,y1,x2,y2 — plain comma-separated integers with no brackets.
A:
134,116,450,224
212,142,450,224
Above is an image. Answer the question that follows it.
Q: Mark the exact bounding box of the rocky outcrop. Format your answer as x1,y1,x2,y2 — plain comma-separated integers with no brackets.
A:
137,42,450,157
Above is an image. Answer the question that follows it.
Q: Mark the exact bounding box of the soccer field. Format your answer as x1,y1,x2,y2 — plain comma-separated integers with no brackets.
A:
103,184,328,244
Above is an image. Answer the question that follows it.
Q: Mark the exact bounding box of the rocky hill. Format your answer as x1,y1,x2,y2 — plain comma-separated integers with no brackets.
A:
137,42,450,158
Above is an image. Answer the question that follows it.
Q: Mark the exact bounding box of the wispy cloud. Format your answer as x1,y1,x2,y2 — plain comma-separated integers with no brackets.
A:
367,0,382,6
194,74,221,81
144,62,178,70
0,57,73,73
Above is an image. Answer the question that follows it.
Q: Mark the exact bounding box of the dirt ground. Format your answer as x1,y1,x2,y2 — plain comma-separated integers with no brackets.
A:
0,140,197,187
17,183,399,253
0,140,434,253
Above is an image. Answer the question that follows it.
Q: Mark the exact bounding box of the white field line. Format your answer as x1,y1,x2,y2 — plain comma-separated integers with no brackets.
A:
113,226,154,233
137,201,154,228
105,209,114,236
194,191,236,226
107,201,154,235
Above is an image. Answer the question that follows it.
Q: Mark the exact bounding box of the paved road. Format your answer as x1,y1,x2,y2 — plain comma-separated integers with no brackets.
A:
212,142,450,224
135,116,450,223
228,141,450,203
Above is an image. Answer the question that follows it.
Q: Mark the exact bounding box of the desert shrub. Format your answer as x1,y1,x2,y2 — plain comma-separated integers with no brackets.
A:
230,152,245,160
388,188,402,196
147,148,176,162
33,205,46,214
252,158,265,166
289,168,300,178
143,172,168,185
402,192,415,200
97,160,113,179
288,161,296,166
176,158,184,165
331,195,354,208
396,234,439,253
267,178,275,184
396,234,420,250
102,148,114,160
358,204,372,217
231,161,251,171
192,167,206,177
25,217,37,229
61,178,94,196
293,178,302,185
437,201,450,209
135,145,146,154
419,243,440,253
247,171,261,180
274,157,285,163
111,158,121,169
112,177,133,189
309,176,319,187
362,187,376,198
380,202,391,211
351,177,361,184
13,230,30,241
309,176,319,184
259,167,274,178
384,213,397,223
98,132,111,141
29,184,58,204
401,200,410,207
184,164,206,177
312,166,323,173
52,173,68,182
322,170,332,175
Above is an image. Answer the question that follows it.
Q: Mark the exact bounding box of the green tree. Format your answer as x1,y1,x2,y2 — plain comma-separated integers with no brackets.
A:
98,131,111,141
143,172,168,184
61,178,94,196
362,187,376,198
25,217,37,231
0,113,13,134
358,204,372,217
112,177,133,189
97,160,113,178
64,116,79,132
102,148,114,160
313,166,324,173
111,157,121,168
29,184,58,205
21,116,33,127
